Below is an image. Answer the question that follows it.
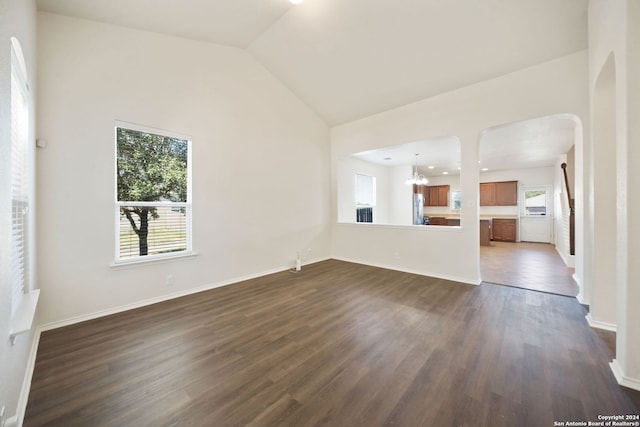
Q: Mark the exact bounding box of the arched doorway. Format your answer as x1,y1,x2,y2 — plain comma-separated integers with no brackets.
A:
478,114,583,296
588,53,617,330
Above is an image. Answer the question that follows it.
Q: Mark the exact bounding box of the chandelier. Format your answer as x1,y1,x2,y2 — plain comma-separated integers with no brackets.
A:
405,153,428,186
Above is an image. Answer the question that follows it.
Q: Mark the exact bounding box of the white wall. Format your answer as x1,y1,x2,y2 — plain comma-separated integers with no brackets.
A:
625,0,640,388
588,0,640,390
388,165,413,225
36,13,331,325
0,0,38,422
331,51,589,285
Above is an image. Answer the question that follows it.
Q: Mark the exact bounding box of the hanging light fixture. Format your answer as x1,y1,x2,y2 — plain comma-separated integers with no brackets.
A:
405,153,429,186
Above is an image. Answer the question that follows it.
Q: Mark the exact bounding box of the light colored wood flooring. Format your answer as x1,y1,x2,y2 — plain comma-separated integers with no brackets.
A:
24,259,638,426
480,241,579,297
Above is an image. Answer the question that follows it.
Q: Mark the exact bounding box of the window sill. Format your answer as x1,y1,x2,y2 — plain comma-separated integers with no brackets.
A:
9,289,40,345
110,251,198,270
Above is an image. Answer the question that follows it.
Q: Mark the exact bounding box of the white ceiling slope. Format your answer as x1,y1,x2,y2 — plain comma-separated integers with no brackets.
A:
36,0,295,48
36,0,588,126
250,0,588,125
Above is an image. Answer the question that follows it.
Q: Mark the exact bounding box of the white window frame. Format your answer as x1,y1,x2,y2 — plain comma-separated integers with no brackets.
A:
355,173,376,223
451,190,462,212
10,38,30,316
521,186,549,217
114,121,193,264
9,37,40,343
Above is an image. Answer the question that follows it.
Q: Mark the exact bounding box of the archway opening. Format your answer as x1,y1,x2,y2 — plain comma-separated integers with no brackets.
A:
589,53,617,330
477,114,582,296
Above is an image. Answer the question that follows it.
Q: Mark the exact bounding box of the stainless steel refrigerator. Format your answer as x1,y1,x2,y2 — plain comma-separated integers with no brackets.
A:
413,193,424,225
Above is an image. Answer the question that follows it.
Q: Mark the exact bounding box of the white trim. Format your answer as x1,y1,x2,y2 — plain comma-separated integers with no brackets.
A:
585,313,616,331
115,201,190,207
573,272,588,305
610,359,640,392
576,293,588,305
555,244,575,269
335,221,464,233
110,251,198,269
115,122,192,262
15,257,328,426
572,272,581,286
7,325,42,427
114,120,191,142
42,257,330,332
9,289,40,343
332,256,480,285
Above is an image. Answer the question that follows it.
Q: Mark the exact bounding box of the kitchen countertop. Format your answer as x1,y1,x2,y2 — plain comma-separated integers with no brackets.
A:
424,213,518,220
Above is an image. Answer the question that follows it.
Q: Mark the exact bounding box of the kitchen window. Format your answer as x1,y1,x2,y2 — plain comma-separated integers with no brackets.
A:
355,173,375,223
523,188,547,216
451,190,462,211
115,122,192,262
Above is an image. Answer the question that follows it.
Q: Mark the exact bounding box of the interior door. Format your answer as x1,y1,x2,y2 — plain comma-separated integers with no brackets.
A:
519,185,552,243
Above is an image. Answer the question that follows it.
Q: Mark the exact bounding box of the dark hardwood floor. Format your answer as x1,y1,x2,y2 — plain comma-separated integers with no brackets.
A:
25,260,638,426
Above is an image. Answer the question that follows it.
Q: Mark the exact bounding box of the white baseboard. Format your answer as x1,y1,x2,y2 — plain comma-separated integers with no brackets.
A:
40,257,331,332
556,246,575,269
7,325,42,427
610,359,640,392
332,256,480,285
586,313,617,332
572,272,581,288
16,258,332,426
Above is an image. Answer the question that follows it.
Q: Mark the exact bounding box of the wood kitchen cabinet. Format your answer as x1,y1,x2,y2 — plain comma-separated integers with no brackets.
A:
492,218,516,242
480,220,491,246
479,183,496,206
420,186,430,204
480,181,518,206
428,217,448,226
423,185,450,207
495,181,518,205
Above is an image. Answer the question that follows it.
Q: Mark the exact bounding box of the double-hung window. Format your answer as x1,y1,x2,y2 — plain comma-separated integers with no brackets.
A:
6,37,41,343
115,122,192,262
10,38,30,316
355,173,376,223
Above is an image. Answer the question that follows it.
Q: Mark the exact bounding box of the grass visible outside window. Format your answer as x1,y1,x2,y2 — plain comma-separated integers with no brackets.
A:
115,123,192,262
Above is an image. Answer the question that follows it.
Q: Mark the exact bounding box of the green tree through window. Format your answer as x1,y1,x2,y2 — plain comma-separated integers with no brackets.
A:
116,124,191,259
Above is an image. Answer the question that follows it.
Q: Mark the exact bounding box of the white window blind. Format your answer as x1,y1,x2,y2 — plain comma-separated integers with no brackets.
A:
115,122,192,262
11,40,30,316
355,173,375,223
355,174,375,207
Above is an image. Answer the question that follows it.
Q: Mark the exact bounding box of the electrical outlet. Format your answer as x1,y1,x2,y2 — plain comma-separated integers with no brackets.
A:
165,274,174,285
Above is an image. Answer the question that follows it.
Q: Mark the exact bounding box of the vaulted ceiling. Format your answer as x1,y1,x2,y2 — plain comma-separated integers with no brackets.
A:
37,0,588,126
36,0,588,172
